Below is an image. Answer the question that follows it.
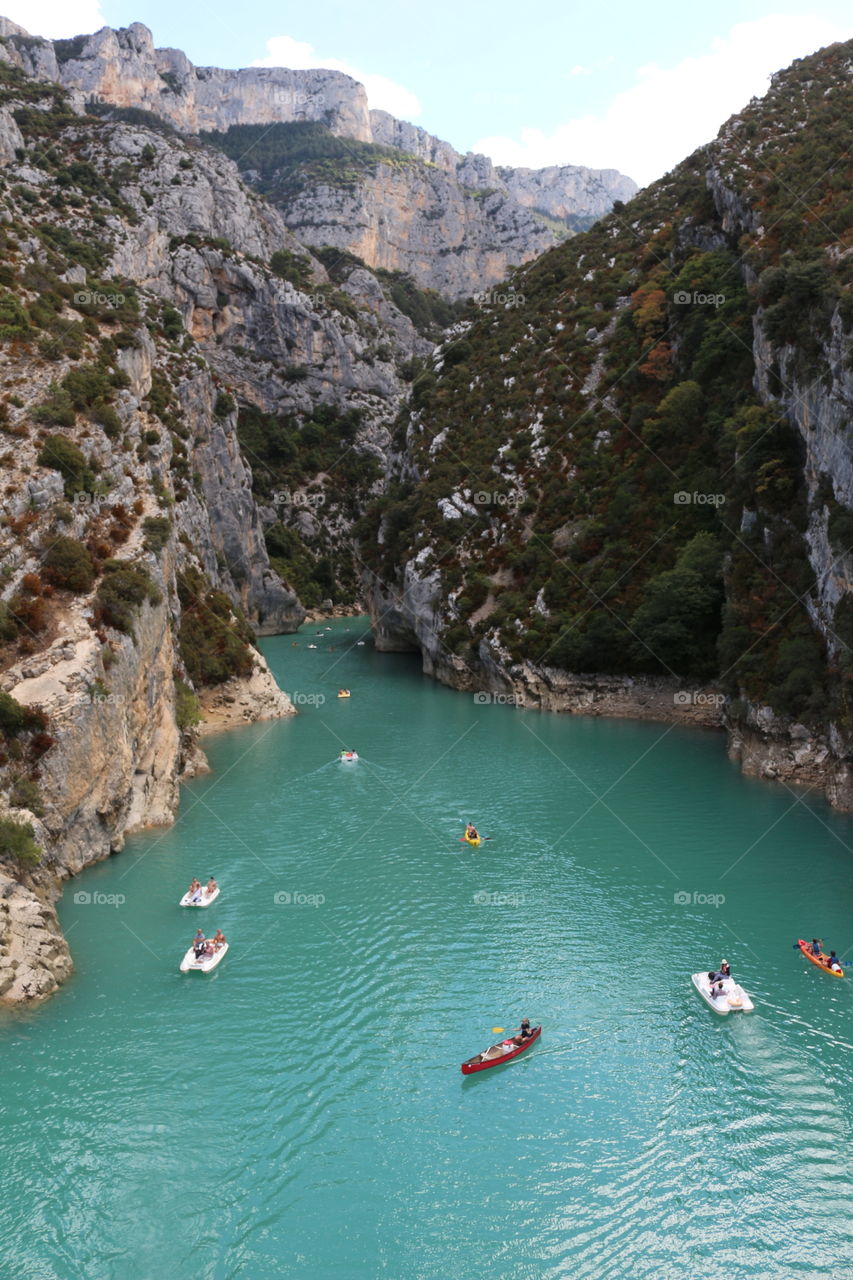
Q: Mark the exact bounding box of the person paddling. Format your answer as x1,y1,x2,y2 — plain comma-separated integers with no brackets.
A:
466,823,479,842
192,928,206,959
511,1017,532,1045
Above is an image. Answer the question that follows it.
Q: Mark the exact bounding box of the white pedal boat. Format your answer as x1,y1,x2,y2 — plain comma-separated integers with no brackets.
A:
691,971,754,1014
179,886,220,908
339,751,359,762
180,942,229,973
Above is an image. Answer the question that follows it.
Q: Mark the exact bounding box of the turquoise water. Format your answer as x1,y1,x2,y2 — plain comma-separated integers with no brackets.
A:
3,617,853,1279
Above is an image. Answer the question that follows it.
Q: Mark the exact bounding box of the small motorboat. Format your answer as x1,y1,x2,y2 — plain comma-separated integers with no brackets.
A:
179,886,220,908
691,972,754,1014
462,1025,541,1074
180,942,229,973
796,938,844,978
307,644,317,649
339,750,358,762
337,690,351,699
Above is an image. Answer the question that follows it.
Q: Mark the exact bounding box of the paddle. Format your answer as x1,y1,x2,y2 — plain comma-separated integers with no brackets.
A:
458,836,492,842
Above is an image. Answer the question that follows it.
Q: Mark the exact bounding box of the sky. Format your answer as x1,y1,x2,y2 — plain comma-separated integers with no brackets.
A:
3,0,850,186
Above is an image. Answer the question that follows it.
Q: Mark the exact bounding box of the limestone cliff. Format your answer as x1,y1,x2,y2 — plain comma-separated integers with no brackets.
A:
0,19,636,298
0,19,372,140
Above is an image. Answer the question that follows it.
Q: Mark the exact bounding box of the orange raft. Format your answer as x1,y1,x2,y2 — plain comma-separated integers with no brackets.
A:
797,938,844,978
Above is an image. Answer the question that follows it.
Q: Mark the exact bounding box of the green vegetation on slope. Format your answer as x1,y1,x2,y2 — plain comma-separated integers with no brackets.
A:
237,401,380,607
360,39,853,728
200,121,418,199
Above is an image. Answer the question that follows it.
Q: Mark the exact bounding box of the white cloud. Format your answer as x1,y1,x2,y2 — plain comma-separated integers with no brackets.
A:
474,15,849,186
252,34,422,120
1,0,105,39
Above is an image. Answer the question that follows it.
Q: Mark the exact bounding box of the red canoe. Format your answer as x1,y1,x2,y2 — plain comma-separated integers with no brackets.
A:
461,1025,542,1074
797,938,844,978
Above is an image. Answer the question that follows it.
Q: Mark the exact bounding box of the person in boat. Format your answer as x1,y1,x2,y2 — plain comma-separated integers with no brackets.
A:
511,1018,532,1045
811,939,823,957
710,960,731,983
206,876,218,896
192,928,206,959
828,950,843,972
707,972,725,998
466,823,479,842
188,878,202,903
212,929,226,950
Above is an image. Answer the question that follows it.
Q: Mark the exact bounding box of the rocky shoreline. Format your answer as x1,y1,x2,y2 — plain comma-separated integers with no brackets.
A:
368,573,853,811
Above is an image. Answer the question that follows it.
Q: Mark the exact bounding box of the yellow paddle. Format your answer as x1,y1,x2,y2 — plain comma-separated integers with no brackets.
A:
492,1026,504,1033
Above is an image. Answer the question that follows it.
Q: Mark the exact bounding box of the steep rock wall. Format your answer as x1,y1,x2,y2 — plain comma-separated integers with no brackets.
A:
0,20,636,298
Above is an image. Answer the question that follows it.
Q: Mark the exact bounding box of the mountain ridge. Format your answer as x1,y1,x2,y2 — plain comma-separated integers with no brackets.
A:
0,17,637,297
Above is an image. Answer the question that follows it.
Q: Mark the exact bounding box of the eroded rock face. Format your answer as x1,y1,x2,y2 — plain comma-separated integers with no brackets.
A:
274,161,558,300
497,163,639,223
0,104,22,163
1,22,371,139
0,874,73,1006
0,20,636,298
197,659,295,734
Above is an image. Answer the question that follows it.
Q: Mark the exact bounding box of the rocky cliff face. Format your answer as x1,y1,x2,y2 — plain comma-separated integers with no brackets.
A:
0,19,636,298
52,98,420,613
360,39,853,808
0,67,318,1002
272,157,557,299
0,19,372,139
